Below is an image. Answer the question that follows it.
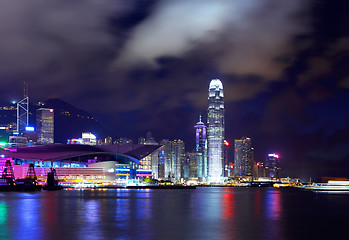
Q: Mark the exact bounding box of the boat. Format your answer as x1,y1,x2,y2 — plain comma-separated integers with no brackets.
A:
15,163,42,191
0,160,15,191
300,181,349,192
43,168,63,191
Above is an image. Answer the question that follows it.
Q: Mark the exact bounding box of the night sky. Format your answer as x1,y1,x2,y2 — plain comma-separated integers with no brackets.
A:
0,0,348,180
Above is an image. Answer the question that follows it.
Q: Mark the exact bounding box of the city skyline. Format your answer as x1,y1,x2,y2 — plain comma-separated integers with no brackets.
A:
0,0,348,180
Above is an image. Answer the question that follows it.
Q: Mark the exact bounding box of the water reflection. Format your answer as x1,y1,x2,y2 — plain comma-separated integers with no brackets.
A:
14,194,43,240
222,188,235,220
0,202,9,240
265,189,281,220
0,188,347,240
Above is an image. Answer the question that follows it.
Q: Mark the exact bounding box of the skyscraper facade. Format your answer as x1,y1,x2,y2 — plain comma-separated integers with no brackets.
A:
160,139,172,179
207,79,225,182
194,115,207,179
36,108,54,144
171,139,185,180
233,137,254,177
160,139,185,180
265,153,280,179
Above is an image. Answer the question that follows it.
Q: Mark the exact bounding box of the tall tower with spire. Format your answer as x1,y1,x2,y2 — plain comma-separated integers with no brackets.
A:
207,79,224,183
194,115,207,179
16,80,29,133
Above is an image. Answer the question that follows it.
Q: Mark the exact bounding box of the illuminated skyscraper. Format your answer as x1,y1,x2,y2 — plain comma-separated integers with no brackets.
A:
171,139,185,180
265,153,280,179
160,139,172,179
233,137,254,177
160,139,185,180
194,115,207,179
207,79,224,182
36,108,54,144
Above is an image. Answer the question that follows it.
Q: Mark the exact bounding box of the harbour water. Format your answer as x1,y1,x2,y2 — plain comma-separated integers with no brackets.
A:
0,187,348,240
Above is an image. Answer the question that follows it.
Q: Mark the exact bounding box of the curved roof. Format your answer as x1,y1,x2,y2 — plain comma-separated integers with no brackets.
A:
0,144,161,165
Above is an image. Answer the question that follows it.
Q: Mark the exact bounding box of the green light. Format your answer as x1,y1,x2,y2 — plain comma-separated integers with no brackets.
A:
0,202,8,225
0,142,7,147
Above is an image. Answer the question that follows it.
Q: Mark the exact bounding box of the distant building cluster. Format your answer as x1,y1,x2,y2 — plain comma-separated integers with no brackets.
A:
0,79,281,184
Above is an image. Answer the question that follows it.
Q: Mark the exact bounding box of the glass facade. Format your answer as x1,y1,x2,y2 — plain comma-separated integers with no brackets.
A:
233,137,254,176
36,108,54,144
160,139,185,180
265,153,280,178
207,79,224,182
194,115,207,178
171,140,185,180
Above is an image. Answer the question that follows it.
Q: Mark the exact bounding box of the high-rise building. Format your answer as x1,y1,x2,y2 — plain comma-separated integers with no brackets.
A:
187,152,198,178
265,153,280,179
194,115,207,179
36,108,54,144
207,79,224,183
81,132,97,145
160,139,172,179
159,139,185,180
233,137,254,177
171,139,185,180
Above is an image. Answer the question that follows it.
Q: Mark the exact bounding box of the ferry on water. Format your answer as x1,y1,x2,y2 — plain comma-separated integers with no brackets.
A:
299,181,349,192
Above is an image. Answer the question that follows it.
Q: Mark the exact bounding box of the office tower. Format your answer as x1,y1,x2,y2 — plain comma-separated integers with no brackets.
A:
159,139,185,180
194,115,207,179
187,152,198,178
233,137,254,177
255,162,265,178
171,139,185,180
158,146,165,179
16,81,29,133
265,153,280,179
36,108,54,144
207,79,224,183
160,139,172,179
81,132,97,145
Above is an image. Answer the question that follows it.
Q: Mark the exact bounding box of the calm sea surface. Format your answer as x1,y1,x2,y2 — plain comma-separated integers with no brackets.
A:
0,187,348,240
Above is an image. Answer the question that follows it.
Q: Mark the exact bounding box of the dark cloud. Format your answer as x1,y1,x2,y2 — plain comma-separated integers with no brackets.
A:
0,0,348,179
115,0,309,81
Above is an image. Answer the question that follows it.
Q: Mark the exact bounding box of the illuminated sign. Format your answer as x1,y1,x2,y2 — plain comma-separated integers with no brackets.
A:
0,142,7,147
0,127,6,130
268,153,279,158
115,169,130,172
25,126,35,131
49,109,54,113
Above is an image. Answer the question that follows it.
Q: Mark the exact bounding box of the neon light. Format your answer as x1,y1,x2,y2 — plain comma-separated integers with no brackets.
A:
116,174,130,176
136,169,152,172
115,169,130,171
136,174,154,177
268,153,279,158
49,109,54,113
25,126,35,131
0,143,6,147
